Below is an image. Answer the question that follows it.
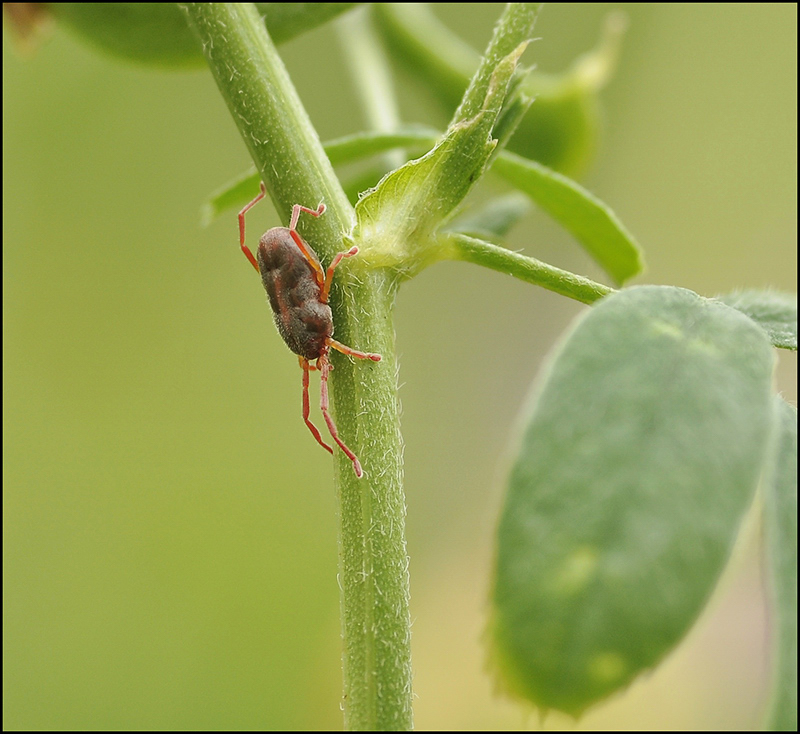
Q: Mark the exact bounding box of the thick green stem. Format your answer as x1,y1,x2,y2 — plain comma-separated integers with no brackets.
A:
446,233,614,305
331,269,410,731
180,2,350,234
181,4,411,729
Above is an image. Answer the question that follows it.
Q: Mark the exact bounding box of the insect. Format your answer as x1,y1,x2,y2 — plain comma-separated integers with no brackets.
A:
238,182,381,478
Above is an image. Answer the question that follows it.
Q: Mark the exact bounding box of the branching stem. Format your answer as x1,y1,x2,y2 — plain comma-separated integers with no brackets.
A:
445,233,614,304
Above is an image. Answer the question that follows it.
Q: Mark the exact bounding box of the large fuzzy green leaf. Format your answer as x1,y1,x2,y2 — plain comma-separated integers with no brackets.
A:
50,3,359,67
492,285,775,715
763,399,798,731
718,289,797,351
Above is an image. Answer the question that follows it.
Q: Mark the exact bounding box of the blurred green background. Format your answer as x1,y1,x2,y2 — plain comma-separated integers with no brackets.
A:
4,4,796,730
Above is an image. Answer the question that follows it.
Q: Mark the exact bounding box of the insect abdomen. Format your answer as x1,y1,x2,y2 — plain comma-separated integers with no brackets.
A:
257,228,333,360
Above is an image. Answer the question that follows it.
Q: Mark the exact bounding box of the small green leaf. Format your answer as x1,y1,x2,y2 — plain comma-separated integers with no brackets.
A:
353,45,527,271
351,119,494,270
323,127,439,166
510,11,628,175
451,4,541,126
340,165,392,206
349,4,540,272
201,167,258,227
763,399,798,731
718,290,797,351
202,127,439,224
51,3,359,67
492,286,775,715
447,194,530,241
493,152,643,284
373,4,625,175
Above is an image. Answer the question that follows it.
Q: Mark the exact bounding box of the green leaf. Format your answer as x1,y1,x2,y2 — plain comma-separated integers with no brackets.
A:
763,399,798,731
353,45,530,271
349,4,540,272
509,11,628,175
202,127,439,225
201,167,258,227
717,290,797,351
261,3,360,45
493,152,643,285
350,113,495,271
446,194,530,241
373,4,626,175
450,4,541,126
203,128,644,287
341,165,392,206
491,285,775,715
203,134,644,287
323,127,440,166
51,3,205,67
51,3,359,68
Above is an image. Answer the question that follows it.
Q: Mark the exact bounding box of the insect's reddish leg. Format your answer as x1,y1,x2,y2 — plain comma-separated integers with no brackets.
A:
238,182,267,273
289,202,326,230
318,354,364,478
320,246,359,304
298,355,317,372
327,338,382,362
288,230,326,286
301,357,333,455
288,202,327,287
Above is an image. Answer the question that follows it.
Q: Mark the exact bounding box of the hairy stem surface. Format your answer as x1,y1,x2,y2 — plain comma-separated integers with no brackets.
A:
181,4,412,729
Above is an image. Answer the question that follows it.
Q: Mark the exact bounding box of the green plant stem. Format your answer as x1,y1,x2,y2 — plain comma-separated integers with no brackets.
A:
181,4,412,729
445,233,614,305
373,2,477,105
181,2,350,232
332,268,411,731
337,6,404,170
451,3,541,125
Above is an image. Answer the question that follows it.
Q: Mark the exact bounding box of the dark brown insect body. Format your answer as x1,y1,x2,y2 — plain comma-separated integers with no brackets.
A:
238,183,381,477
258,227,332,360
